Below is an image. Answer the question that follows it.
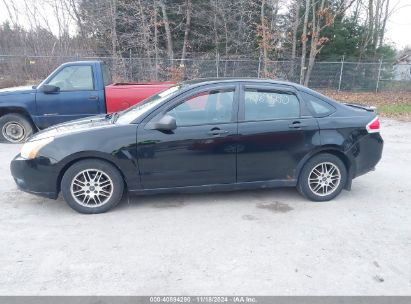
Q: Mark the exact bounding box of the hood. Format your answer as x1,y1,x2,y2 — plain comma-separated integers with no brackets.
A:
0,85,36,96
30,114,116,141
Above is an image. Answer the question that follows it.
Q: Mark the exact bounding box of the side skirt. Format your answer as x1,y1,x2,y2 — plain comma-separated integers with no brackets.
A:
128,179,297,196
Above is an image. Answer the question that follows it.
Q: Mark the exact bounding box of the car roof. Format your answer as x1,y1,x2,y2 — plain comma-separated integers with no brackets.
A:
180,78,337,104
60,60,103,66
182,77,316,93
182,77,307,89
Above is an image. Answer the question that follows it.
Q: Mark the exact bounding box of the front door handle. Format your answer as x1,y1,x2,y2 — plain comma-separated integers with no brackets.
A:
289,121,308,129
88,95,98,100
207,129,229,136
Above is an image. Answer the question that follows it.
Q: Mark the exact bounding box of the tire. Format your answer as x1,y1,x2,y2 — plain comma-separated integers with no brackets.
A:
0,113,34,143
297,153,347,202
61,159,125,214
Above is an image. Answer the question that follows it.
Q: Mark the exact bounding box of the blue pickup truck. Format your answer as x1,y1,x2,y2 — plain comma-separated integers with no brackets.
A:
0,61,172,143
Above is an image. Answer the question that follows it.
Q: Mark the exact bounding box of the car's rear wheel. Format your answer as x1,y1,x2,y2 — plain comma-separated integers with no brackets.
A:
61,159,124,214
0,113,34,143
297,153,347,201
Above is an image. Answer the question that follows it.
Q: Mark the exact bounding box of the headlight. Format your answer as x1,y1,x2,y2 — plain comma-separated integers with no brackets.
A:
21,137,54,159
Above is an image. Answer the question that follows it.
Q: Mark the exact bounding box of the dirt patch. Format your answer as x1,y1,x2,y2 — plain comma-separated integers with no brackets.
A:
242,214,258,221
256,201,293,213
152,201,186,208
373,261,380,268
373,275,385,283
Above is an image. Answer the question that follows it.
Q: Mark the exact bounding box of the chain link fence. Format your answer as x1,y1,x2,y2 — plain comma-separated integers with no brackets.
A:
0,54,410,92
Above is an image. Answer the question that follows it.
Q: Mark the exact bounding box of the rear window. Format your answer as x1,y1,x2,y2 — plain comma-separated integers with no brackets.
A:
102,63,113,86
301,92,335,117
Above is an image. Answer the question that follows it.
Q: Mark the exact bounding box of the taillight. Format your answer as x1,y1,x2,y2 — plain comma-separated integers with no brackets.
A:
366,116,380,133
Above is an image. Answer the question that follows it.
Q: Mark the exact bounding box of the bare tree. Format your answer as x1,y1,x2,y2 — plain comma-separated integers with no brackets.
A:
0,0,399,85
154,0,159,80
180,0,192,65
260,0,269,76
290,0,300,78
159,0,174,63
109,0,118,58
304,0,328,86
2,0,20,28
62,0,86,38
303,0,356,85
299,0,310,84
378,0,390,48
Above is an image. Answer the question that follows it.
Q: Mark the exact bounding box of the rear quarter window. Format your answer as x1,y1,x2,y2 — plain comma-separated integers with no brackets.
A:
301,92,335,117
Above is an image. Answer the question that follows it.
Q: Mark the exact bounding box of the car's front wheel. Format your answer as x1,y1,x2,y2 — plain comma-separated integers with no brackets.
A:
61,159,124,214
297,153,347,201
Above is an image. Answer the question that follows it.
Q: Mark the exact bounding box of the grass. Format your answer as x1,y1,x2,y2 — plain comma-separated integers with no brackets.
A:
319,90,411,120
378,103,411,114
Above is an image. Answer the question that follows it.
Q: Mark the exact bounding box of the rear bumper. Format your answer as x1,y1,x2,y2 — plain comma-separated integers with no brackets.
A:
10,155,59,199
352,132,384,179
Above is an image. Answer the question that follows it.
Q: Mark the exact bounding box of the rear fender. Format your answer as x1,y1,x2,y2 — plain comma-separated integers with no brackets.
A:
295,145,354,190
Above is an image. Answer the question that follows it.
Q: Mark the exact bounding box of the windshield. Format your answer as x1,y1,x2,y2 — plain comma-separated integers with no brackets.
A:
116,85,183,124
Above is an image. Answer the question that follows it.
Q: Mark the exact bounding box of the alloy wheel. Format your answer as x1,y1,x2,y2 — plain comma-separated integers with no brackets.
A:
70,169,114,207
308,162,341,197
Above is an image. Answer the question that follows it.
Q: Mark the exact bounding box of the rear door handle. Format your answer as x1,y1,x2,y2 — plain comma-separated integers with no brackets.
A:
207,129,229,136
88,95,98,100
289,121,308,129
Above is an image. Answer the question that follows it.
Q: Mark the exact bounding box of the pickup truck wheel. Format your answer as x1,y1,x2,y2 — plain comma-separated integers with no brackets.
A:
61,159,125,214
0,113,34,143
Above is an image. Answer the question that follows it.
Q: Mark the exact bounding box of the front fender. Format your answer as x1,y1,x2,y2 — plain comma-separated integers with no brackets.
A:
37,124,140,192
0,91,38,127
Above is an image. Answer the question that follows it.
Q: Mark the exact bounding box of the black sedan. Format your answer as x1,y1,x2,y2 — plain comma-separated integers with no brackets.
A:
10,79,383,214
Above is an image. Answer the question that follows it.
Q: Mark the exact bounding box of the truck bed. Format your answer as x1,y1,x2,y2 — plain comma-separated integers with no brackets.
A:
105,82,175,113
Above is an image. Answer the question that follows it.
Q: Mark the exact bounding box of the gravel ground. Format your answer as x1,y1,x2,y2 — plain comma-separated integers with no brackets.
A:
0,118,410,295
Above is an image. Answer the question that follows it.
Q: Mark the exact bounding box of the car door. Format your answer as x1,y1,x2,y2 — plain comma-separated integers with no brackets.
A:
237,83,320,182
35,64,102,129
137,84,239,189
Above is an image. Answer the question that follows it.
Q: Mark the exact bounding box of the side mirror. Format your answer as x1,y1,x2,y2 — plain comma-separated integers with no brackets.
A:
154,115,177,131
40,84,60,93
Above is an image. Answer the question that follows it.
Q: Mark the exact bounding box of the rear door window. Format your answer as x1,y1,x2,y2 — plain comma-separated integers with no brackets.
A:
244,89,300,121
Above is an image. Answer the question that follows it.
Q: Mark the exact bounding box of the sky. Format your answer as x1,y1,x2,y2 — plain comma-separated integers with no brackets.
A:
385,0,411,49
0,0,410,51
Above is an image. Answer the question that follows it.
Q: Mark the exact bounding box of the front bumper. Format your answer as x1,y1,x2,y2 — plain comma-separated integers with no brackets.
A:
10,154,59,199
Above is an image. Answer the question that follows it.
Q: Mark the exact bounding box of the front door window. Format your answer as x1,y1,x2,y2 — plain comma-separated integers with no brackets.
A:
48,66,94,91
167,89,235,126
